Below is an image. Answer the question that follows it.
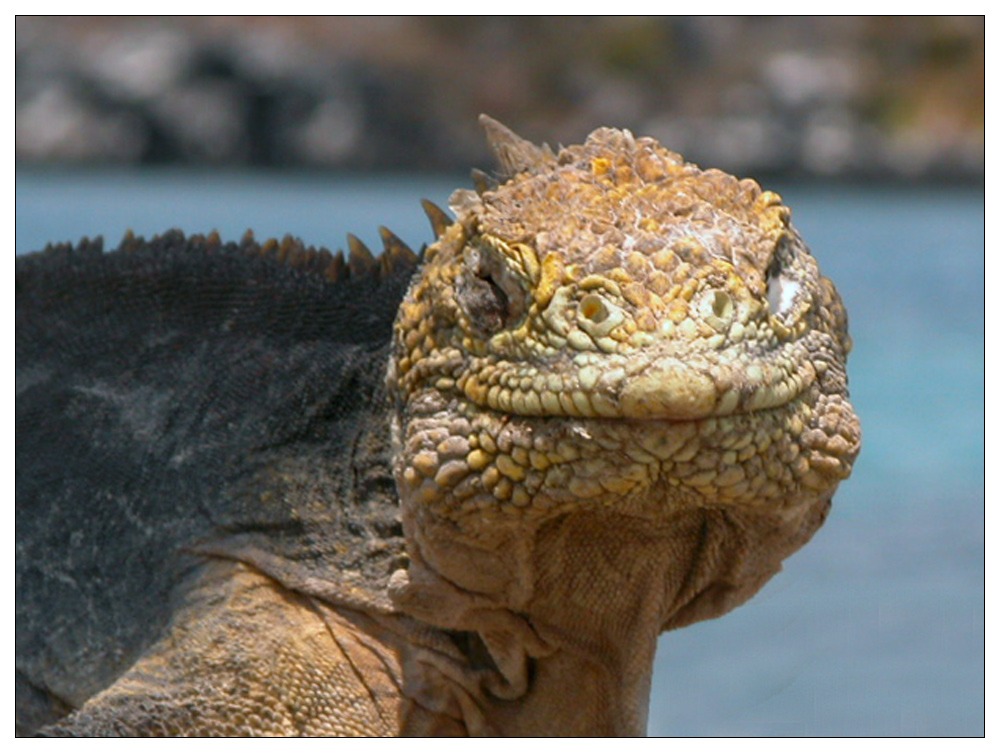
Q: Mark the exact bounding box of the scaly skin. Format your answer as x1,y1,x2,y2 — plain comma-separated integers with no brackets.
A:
385,117,860,735
17,118,859,737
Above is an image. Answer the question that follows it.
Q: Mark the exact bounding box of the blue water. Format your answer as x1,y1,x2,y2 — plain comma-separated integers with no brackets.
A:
16,170,985,737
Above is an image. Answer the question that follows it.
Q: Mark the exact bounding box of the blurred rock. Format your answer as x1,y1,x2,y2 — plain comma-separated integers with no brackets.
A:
15,16,984,181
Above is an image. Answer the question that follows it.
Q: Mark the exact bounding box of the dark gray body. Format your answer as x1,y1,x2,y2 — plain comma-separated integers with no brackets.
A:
16,231,414,734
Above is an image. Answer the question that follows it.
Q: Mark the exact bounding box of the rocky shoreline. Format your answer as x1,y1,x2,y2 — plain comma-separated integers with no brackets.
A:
16,17,984,182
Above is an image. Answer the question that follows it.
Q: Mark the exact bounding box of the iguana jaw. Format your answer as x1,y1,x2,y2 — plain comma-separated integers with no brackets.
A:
456,347,816,422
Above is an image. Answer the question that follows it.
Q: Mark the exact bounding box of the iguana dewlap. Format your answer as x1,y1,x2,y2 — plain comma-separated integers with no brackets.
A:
16,117,860,736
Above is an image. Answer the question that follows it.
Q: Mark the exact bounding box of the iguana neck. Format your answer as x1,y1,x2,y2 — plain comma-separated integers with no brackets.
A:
391,502,722,736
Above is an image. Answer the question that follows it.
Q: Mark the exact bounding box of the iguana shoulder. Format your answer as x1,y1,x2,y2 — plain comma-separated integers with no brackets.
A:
16,229,418,734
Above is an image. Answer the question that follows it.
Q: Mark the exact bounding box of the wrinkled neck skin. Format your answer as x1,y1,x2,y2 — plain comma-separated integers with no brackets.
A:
387,390,828,736
393,507,687,736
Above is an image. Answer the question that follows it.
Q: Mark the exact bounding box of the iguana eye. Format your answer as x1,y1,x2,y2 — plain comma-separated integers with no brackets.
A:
765,247,801,319
457,267,511,335
456,244,526,336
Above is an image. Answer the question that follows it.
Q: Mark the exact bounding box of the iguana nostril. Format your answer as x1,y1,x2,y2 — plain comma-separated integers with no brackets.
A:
698,289,734,331
711,291,732,319
579,294,609,323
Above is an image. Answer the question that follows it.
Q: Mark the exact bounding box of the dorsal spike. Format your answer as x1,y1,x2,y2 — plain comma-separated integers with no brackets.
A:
378,227,417,276
346,233,377,278
479,114,555,177
119,229,136,253
279,234,303,263
79,235,104,256
325,249,347,282
420,199,452,239
346,233,372,257
470,168,498,195
260,237,279,256
378,226,417,265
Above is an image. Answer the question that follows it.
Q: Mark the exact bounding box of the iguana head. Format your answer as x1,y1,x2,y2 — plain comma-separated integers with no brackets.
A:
391,114,857,510
387,116,859,634
401,117,856,411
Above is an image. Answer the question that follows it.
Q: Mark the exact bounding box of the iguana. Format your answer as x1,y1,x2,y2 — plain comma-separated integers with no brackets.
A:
15,116,860,736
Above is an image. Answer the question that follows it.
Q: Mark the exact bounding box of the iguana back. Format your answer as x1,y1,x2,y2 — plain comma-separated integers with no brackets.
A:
16,230,415,733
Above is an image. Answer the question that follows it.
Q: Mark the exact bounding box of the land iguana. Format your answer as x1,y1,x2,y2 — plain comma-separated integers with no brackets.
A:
15,116,860,736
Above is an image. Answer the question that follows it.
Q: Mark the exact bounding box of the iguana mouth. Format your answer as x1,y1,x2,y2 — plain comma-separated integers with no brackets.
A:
454,346,816,422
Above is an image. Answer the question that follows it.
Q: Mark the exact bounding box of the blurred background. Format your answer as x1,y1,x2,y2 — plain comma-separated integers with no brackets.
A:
16,16,984,737
16,16,983,180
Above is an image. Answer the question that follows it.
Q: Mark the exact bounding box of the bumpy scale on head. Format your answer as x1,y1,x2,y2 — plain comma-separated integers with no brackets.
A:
390,116,859,530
